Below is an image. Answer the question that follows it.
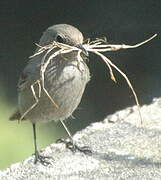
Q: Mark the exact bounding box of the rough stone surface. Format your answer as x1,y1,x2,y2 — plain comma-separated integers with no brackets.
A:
0,98,161,180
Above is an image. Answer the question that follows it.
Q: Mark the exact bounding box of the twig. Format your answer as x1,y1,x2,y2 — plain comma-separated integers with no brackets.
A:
22,33,157,122
20,80,41,120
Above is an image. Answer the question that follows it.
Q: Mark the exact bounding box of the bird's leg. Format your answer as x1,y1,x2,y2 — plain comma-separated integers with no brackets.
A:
32,123,52,165
57,120,92,154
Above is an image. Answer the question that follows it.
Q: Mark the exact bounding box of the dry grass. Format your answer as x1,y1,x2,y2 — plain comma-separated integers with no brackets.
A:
20,34,157,123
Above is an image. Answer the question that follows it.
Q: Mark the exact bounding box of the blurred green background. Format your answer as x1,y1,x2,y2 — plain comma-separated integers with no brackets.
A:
0,0,161,169
0,86,67,169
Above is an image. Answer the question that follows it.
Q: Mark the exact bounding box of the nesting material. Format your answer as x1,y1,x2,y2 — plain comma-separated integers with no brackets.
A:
20,34,157,123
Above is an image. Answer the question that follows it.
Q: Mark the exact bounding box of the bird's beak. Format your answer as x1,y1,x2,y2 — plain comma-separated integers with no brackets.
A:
76,44,89,57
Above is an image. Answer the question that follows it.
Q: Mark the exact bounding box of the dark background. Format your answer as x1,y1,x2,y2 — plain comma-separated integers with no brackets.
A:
1,0,161,129
0,0,160,168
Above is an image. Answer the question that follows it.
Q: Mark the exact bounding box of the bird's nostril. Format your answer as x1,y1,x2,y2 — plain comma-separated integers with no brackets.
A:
76,44,89,57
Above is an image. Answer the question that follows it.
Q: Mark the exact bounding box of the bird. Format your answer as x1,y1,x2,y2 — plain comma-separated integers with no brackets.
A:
10,24,91,165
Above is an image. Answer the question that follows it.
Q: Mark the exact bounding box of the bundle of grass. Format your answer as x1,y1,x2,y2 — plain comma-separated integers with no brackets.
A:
21,34,157,123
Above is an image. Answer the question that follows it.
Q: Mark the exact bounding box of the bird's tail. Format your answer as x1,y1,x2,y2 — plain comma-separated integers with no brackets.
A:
9,110,25,121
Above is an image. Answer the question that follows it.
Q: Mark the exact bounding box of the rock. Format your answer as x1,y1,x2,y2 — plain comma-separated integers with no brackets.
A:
0,98,161,180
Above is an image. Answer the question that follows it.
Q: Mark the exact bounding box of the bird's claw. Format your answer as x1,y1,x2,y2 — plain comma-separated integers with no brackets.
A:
33,151,53,166
56,138,92,154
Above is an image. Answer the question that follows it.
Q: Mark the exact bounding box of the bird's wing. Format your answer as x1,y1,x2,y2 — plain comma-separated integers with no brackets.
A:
9,70,29,121
17,70,29,91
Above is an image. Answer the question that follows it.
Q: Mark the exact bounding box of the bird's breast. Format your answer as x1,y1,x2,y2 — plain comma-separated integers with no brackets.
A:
19,58,90,123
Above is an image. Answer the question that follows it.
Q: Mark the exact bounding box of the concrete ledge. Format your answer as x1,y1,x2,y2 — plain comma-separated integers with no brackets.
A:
0,98,161,180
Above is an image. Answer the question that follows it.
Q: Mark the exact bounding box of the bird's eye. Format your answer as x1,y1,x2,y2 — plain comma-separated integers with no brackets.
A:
56,35,64,43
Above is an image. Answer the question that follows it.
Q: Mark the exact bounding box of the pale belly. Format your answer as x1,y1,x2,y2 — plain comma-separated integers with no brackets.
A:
18,60,90,123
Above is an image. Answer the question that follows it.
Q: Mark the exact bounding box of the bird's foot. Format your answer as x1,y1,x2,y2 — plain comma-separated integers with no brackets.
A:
33,151,52,166
56,138,92,154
